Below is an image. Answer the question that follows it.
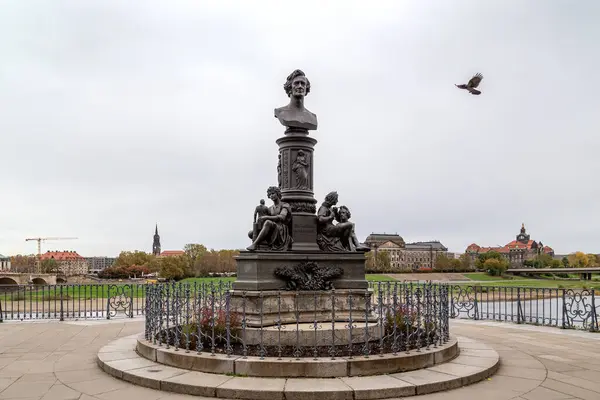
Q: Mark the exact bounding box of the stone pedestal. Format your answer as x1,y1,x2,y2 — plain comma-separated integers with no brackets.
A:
277,128,320,251
233,251,369,291
229,289,377,327
232,251,371,327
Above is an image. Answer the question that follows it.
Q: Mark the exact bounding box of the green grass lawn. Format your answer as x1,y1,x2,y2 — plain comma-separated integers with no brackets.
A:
0,283,148,301
366,274,396,281
463,273,529,281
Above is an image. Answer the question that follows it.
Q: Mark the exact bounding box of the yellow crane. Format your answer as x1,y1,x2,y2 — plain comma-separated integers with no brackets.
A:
25,237,79,273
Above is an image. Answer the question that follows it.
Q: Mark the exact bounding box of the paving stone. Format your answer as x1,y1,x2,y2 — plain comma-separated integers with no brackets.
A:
340,374,416,399
448,354,499,368
98,350,138,364
216,376,286,400
67,376,132,396
0,379,55,398
55,367,108,384
103,356,156,376
542,378,600,400
95,385,165,400
476,375,541,392
15,372,57,383
455,340,492,349
122,365,185,390
40,383,81,400
495,365,547,380
429,361,494,385
161,370,232,397
457,348,499,358
284,378,353,400
547,370,600,393
0,377,18,392
521,386,575,400
391,369,462,395
497,356,546,369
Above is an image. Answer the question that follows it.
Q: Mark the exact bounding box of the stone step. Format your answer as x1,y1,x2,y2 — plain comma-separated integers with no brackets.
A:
97,335,499,399
136,334,460,378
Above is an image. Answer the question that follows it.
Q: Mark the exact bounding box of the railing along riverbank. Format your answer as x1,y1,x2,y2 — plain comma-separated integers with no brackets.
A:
446,285,600,331
2,282,600,332
0,283,151,321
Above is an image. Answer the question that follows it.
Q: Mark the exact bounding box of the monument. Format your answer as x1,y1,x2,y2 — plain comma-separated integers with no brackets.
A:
100,71,492,400
232,69,372,325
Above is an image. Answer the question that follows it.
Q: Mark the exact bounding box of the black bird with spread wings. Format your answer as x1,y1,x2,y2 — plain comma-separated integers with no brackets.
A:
455,73,484,95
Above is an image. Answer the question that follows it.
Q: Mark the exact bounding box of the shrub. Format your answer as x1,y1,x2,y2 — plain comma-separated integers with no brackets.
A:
384,304,417,334
195,306,241,342
484,258,508,277
99,265,150,279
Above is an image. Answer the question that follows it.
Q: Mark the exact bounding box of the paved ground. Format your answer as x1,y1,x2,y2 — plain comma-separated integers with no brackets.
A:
1,318,600,399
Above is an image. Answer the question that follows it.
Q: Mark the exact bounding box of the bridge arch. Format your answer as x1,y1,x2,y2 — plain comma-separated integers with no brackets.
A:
0,277,18,285
31,277,47,285
56,277,67,284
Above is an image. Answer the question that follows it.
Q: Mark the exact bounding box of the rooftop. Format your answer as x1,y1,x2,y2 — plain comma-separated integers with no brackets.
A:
40,250,84,261
405,241,448,251
159,250,185,257
364,233,405,247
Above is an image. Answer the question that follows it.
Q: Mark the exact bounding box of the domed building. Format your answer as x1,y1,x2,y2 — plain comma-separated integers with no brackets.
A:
466,223,554,267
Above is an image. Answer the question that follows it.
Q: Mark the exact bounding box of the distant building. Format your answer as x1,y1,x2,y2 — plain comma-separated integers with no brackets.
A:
85,257,116,274
364,233,448,270
152,224,161,256
0,254,10,271
40,250,88,276
159,250,185,257
466,223,554,268
151,224,184,258
446,252,461,259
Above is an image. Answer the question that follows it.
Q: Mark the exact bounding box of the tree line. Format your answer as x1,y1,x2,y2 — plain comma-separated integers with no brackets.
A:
99,244,240,280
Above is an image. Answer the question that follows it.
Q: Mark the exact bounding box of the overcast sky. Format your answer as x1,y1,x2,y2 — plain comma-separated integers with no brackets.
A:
1,0,599,257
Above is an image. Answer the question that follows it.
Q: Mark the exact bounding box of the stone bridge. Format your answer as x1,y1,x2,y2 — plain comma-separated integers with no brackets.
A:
0,273,66,285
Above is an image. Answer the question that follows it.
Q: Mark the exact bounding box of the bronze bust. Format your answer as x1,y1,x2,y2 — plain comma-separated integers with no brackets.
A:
274,69,318,131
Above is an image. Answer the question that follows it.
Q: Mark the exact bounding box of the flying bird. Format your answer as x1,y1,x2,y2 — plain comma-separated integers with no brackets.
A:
455,73,484,95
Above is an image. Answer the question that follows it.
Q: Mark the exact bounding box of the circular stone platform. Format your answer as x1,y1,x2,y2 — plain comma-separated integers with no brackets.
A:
136,335,458,378
97,334,499,399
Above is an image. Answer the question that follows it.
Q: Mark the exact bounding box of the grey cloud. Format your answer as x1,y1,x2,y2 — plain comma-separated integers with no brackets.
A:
1,0,599,256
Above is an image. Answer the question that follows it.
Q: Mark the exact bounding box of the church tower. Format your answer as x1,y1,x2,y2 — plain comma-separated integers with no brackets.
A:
152,224,161,256
516,222,531,243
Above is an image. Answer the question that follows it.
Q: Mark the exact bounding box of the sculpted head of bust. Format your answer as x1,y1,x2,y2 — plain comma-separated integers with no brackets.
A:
284,69,311,99
275,69,318,131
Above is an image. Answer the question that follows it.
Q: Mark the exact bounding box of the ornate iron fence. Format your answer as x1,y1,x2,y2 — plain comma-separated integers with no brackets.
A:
144,282,450,358
448,285,600,331
0,283,151,321
3,281,597,333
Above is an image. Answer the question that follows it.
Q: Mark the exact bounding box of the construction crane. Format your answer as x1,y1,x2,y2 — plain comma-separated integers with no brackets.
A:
25,237,78,273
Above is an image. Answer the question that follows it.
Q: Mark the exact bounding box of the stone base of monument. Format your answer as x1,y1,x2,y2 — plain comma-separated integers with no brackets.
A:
98,334,500,398
232,251,369,291
229,289,377,327
242,321,382,346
